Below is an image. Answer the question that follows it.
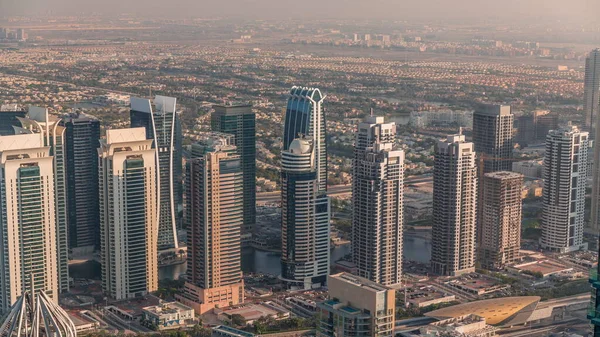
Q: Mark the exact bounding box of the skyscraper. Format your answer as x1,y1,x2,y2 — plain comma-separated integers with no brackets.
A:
281,86,330,290
0,105,25,136
62,113,101,253
472,104,514,249
14,107,69,293
352,115,404,286
431,134,477,276
0,134,59,312
131,96,181,250
472,104,514,174
281,136,330,290
178,134,244,314
478,171,523,270
541,124,588,253
515,110,559,145
590,50,600,232
584,49,600,138
284,87,327,191
211,104,256,238
98,128,158,300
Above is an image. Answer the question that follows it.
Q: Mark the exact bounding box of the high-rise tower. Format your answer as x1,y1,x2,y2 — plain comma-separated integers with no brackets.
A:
98,128,158,300
472,104,514,249
352,115,404,286
584,49,600,137
211,104,256,239
284,87,327,191
178,133,244,314
62,113,101,253
478,171,523,270
541,124,588,253
431,134,477,276
589,49,600,231
14,107,69,293
472,104,514,173
281,136,330,290
131,96,181,250
281,86,330,290
0,134,59,312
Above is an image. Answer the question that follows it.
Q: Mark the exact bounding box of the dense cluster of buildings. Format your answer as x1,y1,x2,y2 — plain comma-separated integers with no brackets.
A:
2,47,600,337
0,28,27,41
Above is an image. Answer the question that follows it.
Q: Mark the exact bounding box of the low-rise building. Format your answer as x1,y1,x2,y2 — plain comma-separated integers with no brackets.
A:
69,311,100,335
218,302,290,325
317,273,395,337
405,286,456,308
512,160,543,178
142,302,195,331
420,314,497,337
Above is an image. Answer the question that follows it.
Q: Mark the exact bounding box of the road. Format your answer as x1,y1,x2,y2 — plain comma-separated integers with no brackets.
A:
257,175,432,205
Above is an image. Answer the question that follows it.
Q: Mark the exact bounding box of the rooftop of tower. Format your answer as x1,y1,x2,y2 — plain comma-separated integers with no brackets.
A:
484,171,523,180
289,86,324,101
475,104,512,116
330,272,392,294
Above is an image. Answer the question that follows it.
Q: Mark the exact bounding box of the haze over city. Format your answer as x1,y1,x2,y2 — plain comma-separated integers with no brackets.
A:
1,0,599,22
1,0,600,336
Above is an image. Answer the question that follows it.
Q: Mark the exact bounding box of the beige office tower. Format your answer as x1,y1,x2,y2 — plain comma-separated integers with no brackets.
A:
15,106,69,293
431,134,477,276
98,128,158,300
0,134,59,313
541,125,588,252
352,115,404,286
177,134,244,314
317,273,395,337
478,171,523,270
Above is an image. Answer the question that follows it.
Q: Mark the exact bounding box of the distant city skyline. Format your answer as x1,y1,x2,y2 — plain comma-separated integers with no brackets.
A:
1,0,597,23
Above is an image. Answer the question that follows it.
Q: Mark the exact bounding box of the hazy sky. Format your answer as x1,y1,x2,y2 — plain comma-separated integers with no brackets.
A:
1,0,599,22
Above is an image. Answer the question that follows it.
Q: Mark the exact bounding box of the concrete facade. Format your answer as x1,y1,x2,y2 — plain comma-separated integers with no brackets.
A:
99,128,159,300
431,134,477,276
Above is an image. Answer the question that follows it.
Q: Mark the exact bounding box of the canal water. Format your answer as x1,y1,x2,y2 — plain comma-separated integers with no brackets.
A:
158,235,431,281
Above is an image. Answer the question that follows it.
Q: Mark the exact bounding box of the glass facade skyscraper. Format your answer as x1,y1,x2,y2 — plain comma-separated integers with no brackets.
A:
130,96,181,250
211,104,256,238
280,137,330,290
281,87,330,290
284,87,327,192
62,113,101,252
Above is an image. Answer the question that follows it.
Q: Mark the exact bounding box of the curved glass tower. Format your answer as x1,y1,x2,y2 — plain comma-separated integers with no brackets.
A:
130,96,181,250
284,87,327,191
281,87,330,290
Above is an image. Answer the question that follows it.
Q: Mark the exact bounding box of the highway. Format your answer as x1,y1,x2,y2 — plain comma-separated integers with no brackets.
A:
257,175,432,205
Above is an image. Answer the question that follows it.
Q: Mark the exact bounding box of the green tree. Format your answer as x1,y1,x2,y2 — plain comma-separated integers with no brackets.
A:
231,314,246,327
